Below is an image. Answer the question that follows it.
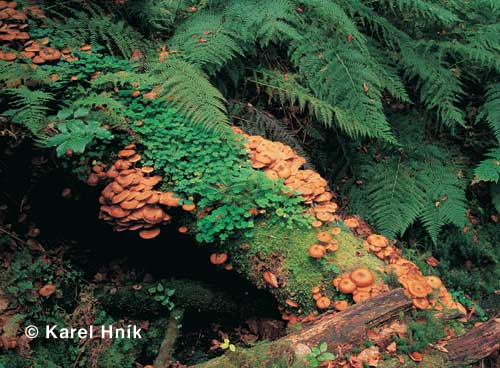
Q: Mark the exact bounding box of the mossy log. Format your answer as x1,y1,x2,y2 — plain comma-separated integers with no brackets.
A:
224,219,387,314
194,289,412,368
97,279,240,318
446,317,500,366
154,309,184,368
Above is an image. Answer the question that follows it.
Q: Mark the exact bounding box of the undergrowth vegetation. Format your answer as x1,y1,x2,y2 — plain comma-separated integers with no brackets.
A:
1,0,499,323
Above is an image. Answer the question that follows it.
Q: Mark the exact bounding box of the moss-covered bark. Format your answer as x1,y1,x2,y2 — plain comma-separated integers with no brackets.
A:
224,219,386,313
97,279,240,318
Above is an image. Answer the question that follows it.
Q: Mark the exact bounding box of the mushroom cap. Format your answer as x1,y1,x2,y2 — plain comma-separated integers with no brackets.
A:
315,211,334,222
118,149,136,158
141,166,154,174
311,286,320,294
343,217,359,228
143,205,165,223
311,220,323,228
139,227,161,239
128,154,141,163
412,297,430,310
333,300,349,311
367,234,389,248
316,231,332,243
308,244,326,259
178,226,188,234
316,296,331,309
209,253,228,265
325,242,338,252
39,284,56,297
338,278,357,294
425,276,442,289
350,268,375,287
407,280,429,298
182,203,196,212
39,47,61,61
120,199,140,210
159,192,180,207
109,206,131,218
111,190,131,204
331,227,342,235
352,291,370,303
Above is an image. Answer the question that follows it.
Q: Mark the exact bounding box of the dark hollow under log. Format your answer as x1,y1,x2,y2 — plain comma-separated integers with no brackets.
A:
446,317,500,366
194,288,413,368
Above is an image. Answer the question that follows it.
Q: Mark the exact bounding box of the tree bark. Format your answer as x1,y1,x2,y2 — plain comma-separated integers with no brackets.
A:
446,317,500,366
194,288,412,368
154,309,184,368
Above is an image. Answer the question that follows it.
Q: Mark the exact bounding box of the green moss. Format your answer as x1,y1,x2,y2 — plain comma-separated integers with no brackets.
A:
228,220,386,312
193,340,302,368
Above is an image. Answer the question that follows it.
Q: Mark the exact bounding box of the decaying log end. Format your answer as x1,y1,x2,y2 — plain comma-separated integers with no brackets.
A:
447,317,500,366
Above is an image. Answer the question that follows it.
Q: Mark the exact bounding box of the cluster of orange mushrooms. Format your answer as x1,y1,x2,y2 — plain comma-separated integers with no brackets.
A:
0,1,43,59
87,143,195,239
333,268,389,304
0,1,85,65
232,127,340,226
231,128,467,315
308,230,339,259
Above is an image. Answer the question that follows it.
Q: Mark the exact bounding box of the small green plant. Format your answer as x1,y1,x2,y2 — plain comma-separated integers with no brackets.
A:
220,338,236,352
44,107,113,157
147,283,175,310
305,342,336,367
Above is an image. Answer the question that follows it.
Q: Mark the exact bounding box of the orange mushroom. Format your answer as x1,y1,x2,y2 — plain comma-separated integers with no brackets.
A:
178,226,188,233
407,280,429,298
316,296,330,309
182,203,196,212
308,244,326,259
139,227,161,239
337,278,357,294
331,227,341,235
311,286,320,294
39,284,56,297
353,291,370,303
333,300,349,311
316,231,332,243
425,276,442,289
39,47,61,61
209,253,228,265
412,297,430,310
350,268,374,288
367,234,389,248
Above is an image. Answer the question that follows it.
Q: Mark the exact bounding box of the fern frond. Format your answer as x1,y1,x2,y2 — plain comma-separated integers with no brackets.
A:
290,35,395,141
491,183,500,213
364,157,427,238
249,69,335,128
474,148,500,183
399,45,465,127
419,163,466,243
3,87,53,134
477,84,500,143
378,0,459,24
169,13,246,74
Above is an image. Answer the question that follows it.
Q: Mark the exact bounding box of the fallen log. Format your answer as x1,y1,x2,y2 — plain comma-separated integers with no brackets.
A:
446,317,500,366
194,288,412,368
154,309,184,368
